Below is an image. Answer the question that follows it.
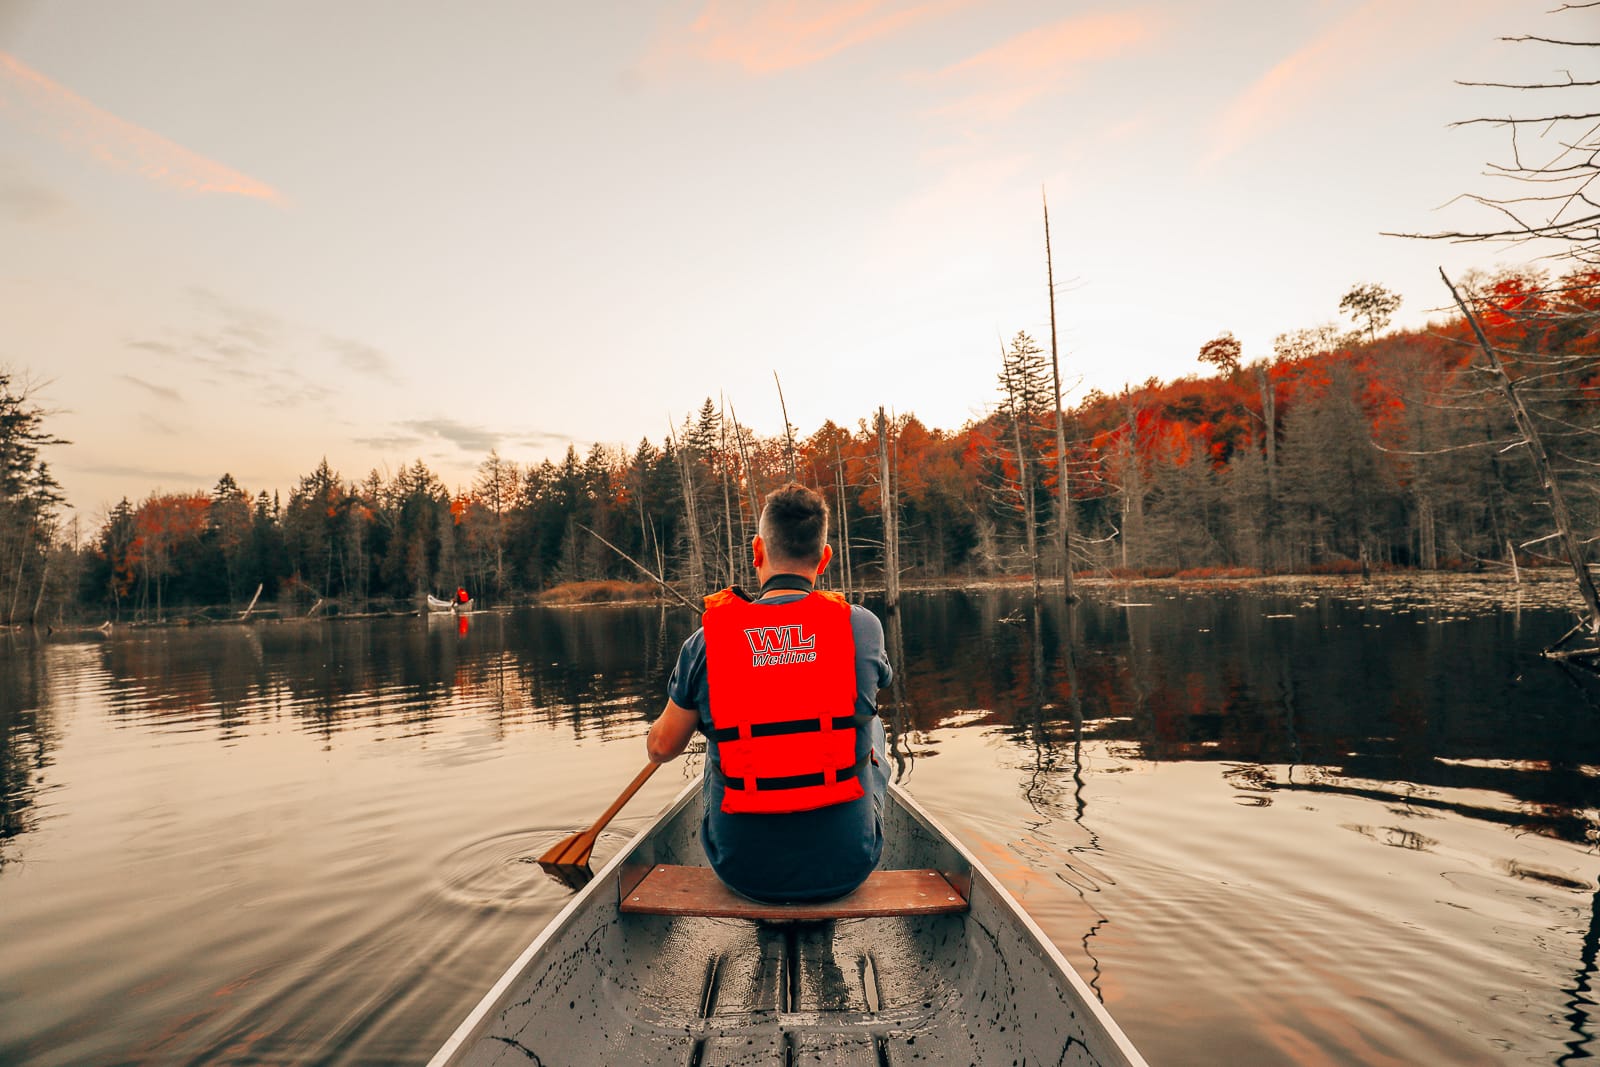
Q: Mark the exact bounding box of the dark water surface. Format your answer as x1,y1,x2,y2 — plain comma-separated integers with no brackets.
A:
1,583,1597,1066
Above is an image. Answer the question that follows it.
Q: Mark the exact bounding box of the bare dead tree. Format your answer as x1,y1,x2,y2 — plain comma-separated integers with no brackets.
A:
1441,269,1600,639
726,401,763,519
665,417,705,597
719,396,738,589
1043,189,1076,602
774,372,798,482
834,438,855,599
876,406,900,612
1385,5,1600,263
578,522,701,614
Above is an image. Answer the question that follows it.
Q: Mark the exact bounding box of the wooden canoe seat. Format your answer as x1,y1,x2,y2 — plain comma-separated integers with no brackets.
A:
619,865,969,921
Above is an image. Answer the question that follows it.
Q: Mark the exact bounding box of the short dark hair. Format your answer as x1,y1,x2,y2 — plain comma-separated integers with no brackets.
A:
759,482,829,567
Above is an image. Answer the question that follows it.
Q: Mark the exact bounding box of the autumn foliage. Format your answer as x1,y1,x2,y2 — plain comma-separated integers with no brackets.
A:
43,267,1598,617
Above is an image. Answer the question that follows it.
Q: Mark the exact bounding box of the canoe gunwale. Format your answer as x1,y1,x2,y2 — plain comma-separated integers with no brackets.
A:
427,777,1149,1067
424,780,700,1067
889,784,1151,1067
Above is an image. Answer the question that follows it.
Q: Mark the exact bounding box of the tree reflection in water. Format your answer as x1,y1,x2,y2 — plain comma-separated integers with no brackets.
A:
1,589,1596,1065
0,635,58,870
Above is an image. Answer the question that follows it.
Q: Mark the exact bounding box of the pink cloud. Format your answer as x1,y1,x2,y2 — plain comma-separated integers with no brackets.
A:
0,51,281,202
1204,0,1408,167
651,0,970,75
934,11,1160,121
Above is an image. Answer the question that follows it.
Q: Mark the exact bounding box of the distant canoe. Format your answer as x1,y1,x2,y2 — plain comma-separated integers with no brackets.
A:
427,779,1148,1066
426,595,473,613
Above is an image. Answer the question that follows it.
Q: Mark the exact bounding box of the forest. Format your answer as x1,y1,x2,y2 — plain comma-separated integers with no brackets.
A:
2,266,1597,626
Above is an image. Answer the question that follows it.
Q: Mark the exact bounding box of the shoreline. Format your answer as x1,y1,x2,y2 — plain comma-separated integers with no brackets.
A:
12,568,1585,635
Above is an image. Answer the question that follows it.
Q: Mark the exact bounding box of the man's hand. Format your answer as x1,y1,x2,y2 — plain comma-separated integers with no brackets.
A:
647,698,699,763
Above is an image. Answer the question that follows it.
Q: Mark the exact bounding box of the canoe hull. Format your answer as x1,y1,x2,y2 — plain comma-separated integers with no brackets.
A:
429,780,1146,1067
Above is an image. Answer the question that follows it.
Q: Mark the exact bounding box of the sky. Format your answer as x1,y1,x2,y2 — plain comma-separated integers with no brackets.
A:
0,0,1575,525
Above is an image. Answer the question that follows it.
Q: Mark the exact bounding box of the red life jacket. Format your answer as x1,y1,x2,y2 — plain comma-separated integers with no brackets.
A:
702,587,862,815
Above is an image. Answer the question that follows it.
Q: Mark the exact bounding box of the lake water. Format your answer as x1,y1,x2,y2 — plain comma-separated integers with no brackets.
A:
1,580,1597,1066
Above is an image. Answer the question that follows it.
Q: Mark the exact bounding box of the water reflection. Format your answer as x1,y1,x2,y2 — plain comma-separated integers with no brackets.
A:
0,635,58,869
82,607,684,744
1567,892,1599,1066
880,589,1599,847
5,591,1595,859
2,588,1597,1065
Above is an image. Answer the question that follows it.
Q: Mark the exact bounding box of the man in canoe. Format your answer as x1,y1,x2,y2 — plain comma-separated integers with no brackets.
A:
646,481,893,903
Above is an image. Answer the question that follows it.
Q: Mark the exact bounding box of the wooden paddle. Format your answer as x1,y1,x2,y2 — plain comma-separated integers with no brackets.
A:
537,762,660,886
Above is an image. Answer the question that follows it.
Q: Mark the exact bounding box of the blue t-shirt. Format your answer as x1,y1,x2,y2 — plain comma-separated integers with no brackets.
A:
666,593,893,902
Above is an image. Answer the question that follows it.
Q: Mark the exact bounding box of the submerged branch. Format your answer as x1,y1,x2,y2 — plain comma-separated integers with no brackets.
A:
576,523,701,615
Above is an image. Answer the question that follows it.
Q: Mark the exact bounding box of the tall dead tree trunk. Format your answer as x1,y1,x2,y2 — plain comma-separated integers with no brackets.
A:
727,403,763,518
720,400,737,587
667,419,705,598
1010,391,1041,598
876,407,900,612
775,372,798,483
1256,362,1277,567
835,440,854,599
1043,190,1076,602
1117,388,1146,570
6,522,31,624
29,552,47,625
1442,269,1600,634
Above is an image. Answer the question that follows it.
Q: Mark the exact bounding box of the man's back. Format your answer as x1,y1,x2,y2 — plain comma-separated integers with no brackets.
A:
666,593,892,902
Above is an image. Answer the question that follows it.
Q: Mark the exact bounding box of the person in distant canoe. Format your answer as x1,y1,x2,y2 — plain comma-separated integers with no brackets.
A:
456,587,469,605
646,482,893,903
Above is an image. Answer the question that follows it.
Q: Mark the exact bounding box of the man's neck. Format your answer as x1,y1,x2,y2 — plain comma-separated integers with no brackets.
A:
757,572,815,599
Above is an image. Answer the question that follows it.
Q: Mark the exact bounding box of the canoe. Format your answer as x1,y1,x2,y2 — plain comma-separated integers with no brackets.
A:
427,595,473,613
427,779,1148,1067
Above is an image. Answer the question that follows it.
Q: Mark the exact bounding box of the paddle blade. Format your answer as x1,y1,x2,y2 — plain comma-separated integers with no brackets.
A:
537,829,594,867
532,762,659,892
535,830,596,890
537,859,594,891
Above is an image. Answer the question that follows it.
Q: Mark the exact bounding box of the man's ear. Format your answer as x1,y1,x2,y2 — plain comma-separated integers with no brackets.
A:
751,534,766,569
816,544,833,575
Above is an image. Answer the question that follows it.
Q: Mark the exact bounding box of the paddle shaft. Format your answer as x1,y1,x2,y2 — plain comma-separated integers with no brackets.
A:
539,761,661,868
582,761,659,839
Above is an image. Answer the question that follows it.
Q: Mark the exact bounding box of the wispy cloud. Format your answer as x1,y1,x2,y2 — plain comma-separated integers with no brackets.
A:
1205,1,1393,167
71,460,208,486
934,10,1159,122
509,430,580,451
127,290,331,410
326,337,401,385
129,294,282,386
0,50,281,201
138,413,178,436
401,418,503,454
118,374,182,403
649,0,969,75
0,163,73,222
350,431,425,452
74,460,206,479
260,381,334,409
352,422,576,458
127,291,406,422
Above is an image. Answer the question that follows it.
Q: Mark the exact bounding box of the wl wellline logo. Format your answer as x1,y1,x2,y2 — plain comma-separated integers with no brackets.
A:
744,625,817,667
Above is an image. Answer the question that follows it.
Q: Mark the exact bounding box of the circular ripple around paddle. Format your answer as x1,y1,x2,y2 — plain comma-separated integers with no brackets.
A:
434,828,633,911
